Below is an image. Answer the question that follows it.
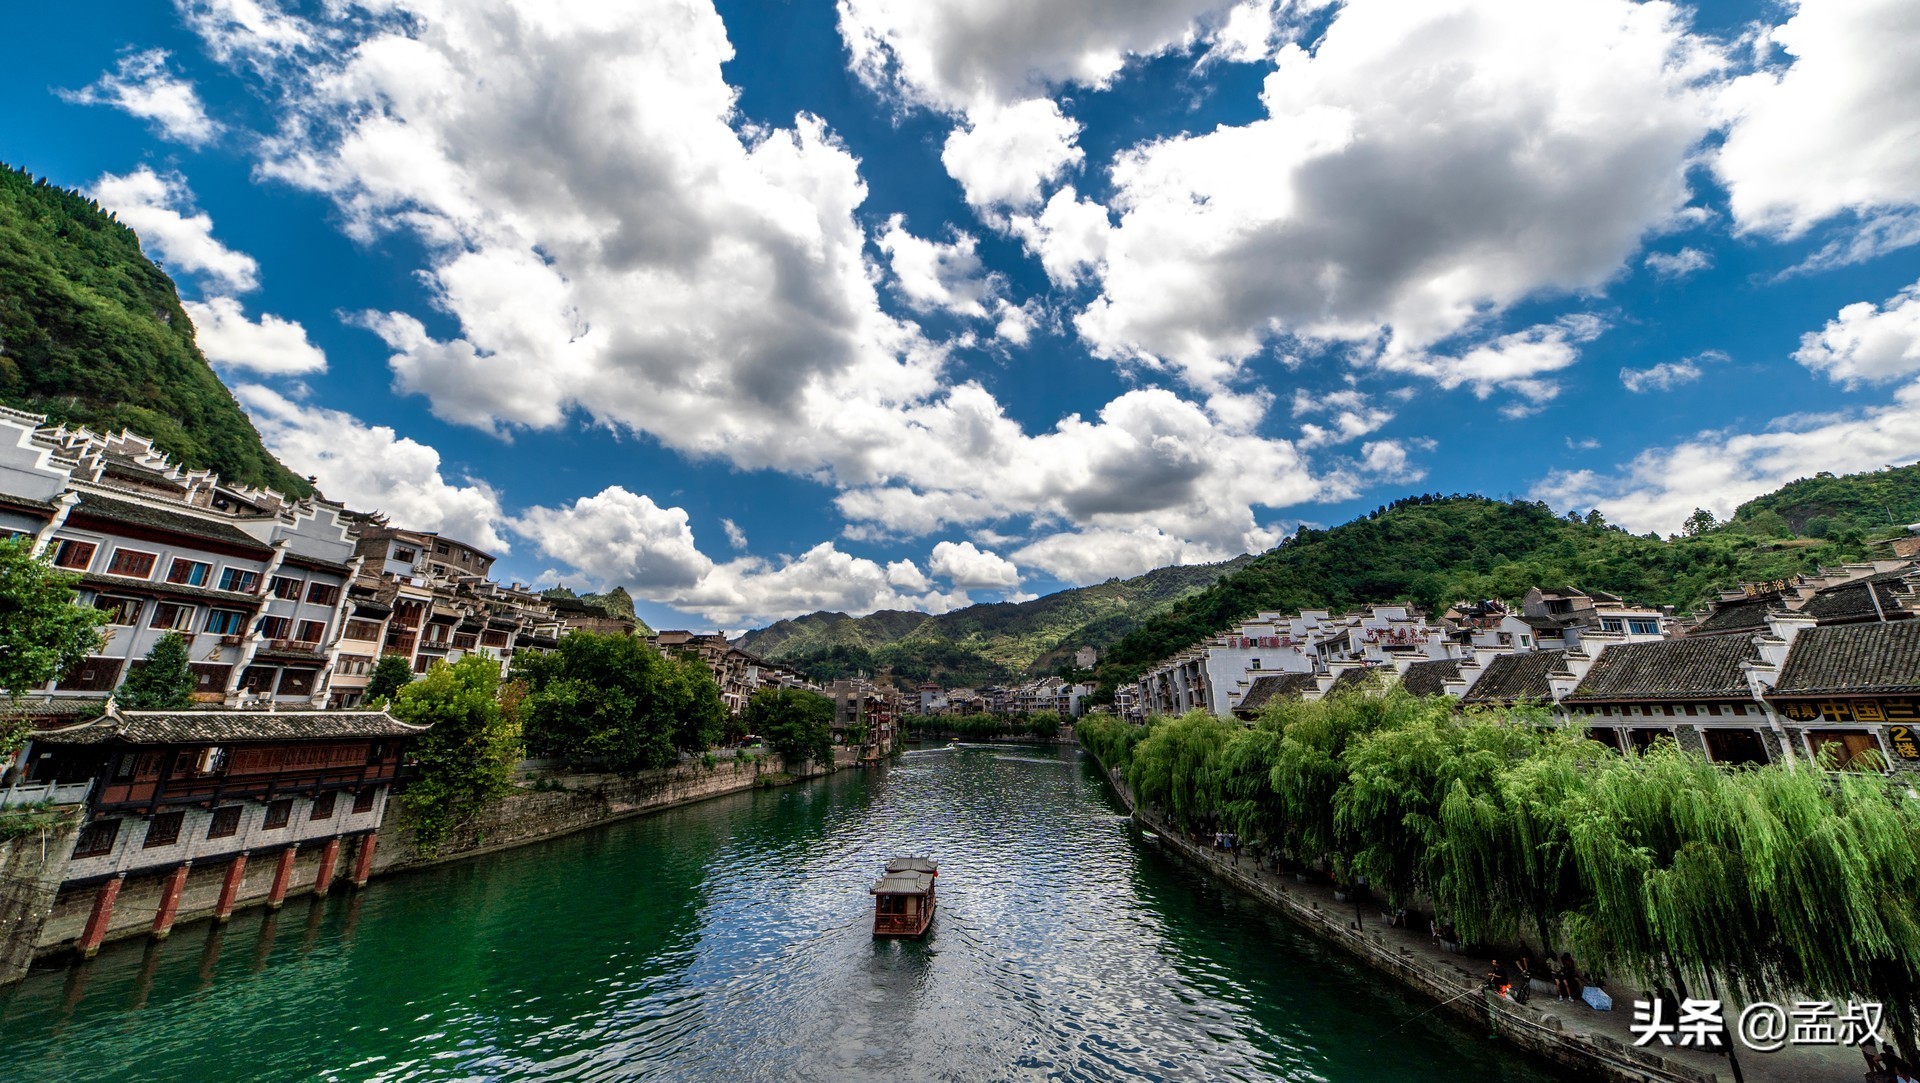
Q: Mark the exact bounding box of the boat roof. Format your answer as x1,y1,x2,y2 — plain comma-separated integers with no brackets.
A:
871,870,935,895
871,856,938,895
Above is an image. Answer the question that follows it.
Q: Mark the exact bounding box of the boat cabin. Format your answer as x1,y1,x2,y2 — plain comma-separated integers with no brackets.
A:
870,856,937,938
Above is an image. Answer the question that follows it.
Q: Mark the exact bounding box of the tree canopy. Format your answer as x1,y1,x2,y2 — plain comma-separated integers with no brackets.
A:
388,656,523,853
117,631,195,710
0,536,107,751
743,687,834,769
511,631,723,774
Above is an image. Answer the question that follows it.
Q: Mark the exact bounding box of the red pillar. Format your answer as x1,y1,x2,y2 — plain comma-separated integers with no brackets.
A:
312,837,341,898
79,876,125,958
150,862,191,940
350,834,377,887
266,847,297,910
214,854,248,922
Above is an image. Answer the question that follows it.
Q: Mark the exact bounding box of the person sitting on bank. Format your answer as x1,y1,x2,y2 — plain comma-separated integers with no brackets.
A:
1483,958,1509,993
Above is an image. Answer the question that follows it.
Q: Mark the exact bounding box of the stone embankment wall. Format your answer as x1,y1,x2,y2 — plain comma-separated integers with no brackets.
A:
1091,757,1734,1083
373,753,812,874
19,753,820,971
0,811,82,984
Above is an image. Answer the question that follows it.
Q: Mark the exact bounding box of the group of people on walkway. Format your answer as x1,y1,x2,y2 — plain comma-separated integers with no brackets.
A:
1483,952,1587,1006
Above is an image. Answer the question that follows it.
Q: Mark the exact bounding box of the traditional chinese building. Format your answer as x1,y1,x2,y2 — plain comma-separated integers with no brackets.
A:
1766,621,1920,774
1559,636,1779,762
20,705,426,958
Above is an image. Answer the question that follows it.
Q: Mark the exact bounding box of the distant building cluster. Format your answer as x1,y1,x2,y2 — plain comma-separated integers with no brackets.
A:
914,675,1096,719
1123,572,1920,775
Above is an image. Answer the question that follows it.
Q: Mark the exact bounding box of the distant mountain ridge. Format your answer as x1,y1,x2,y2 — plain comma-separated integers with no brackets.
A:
0,164,309,496
735,557,1252,685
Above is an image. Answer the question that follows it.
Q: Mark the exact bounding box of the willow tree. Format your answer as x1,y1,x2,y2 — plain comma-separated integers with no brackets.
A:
1263,691,1399,870
1211,723,1287,848
1128,709,1233,829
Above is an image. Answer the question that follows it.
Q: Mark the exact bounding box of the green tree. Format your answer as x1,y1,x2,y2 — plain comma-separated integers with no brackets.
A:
117,631,195,709
744,687,834,769
0,537,108,753
364,653,415,704
1682,507,1719,536
512,631,723,774
389,656,523,854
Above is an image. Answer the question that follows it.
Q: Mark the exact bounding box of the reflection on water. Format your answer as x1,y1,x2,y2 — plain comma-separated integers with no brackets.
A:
0,744,1561,1082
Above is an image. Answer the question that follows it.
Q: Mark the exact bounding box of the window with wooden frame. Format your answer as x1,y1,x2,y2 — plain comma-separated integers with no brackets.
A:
352,788,377,814
206,806,243,839
93,595,144,626
344,619,383,641
311,792,338,820
166,558,211,586
50,538,97,570
296,619,327,644
263,799,293,829
306,582,340,606
1806,730,1885,771
205,608,246,635
73,819,121,858
105,548,158,578
259,616,292,640
270,576,303,600
218,567,260,593
150,601,195,630
143,810,186,848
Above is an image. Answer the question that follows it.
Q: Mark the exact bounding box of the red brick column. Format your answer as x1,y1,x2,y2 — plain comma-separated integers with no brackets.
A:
266,847,297,909
150,862,192,939
214,854,248,922
350,834,377,887
79,875,125,958
312,837,341,898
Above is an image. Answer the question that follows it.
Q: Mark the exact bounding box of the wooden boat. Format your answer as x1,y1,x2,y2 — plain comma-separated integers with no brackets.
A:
870,857,937,938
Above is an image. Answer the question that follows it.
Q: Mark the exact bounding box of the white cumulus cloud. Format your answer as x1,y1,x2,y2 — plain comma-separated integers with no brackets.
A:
60,49,220,145
88,167,260,294
184,297,328,374
1620,357,1704,393
1794,278,1920,386
1069,0,1717,392
1715,0,1920,250
235,384,508,552
928,540,1021,589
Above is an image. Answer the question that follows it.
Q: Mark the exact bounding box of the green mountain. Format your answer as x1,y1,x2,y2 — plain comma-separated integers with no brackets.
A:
1726,462,1920,537
0,164,309,496
736,557,1251,687
1094,490,1897,695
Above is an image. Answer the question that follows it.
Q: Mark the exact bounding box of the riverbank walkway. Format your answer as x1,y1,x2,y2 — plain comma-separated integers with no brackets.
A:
1130,799,1873,1083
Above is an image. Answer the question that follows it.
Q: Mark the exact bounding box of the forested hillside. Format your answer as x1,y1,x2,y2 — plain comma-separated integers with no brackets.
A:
1728,463,1920,536
738,557,1250,686
0,164,309,495
1093,493,1894,696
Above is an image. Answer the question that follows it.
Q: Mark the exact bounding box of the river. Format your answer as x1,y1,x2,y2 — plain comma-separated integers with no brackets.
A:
0,743,1559,1081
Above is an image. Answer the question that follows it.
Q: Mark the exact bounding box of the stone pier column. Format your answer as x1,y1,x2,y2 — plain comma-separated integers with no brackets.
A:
312,838,341,898
350,834,376,887
79,875,125,958
266,848,297,909
150,862,192,940
214,854,248,922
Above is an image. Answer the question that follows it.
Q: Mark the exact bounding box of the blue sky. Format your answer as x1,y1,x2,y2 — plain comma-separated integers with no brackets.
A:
3,0,1917,634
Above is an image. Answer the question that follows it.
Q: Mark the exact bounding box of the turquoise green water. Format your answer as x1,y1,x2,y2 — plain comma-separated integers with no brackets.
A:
0,744,1560,1081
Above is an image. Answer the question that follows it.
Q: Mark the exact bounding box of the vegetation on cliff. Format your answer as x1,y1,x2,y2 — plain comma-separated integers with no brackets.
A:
0,165,308,495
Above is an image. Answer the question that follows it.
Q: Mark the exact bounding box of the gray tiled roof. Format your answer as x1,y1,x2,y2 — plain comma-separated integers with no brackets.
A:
1234,672,1319,714
1399,658,1463,697
1689,596,1776,636
1564,637,1758,702
1461,650,1570,705
1801,572,1914,625
72,493,274,553
1326,666,1383,693
1773,622,1920,696
4,695,108,717
34,706,427,745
